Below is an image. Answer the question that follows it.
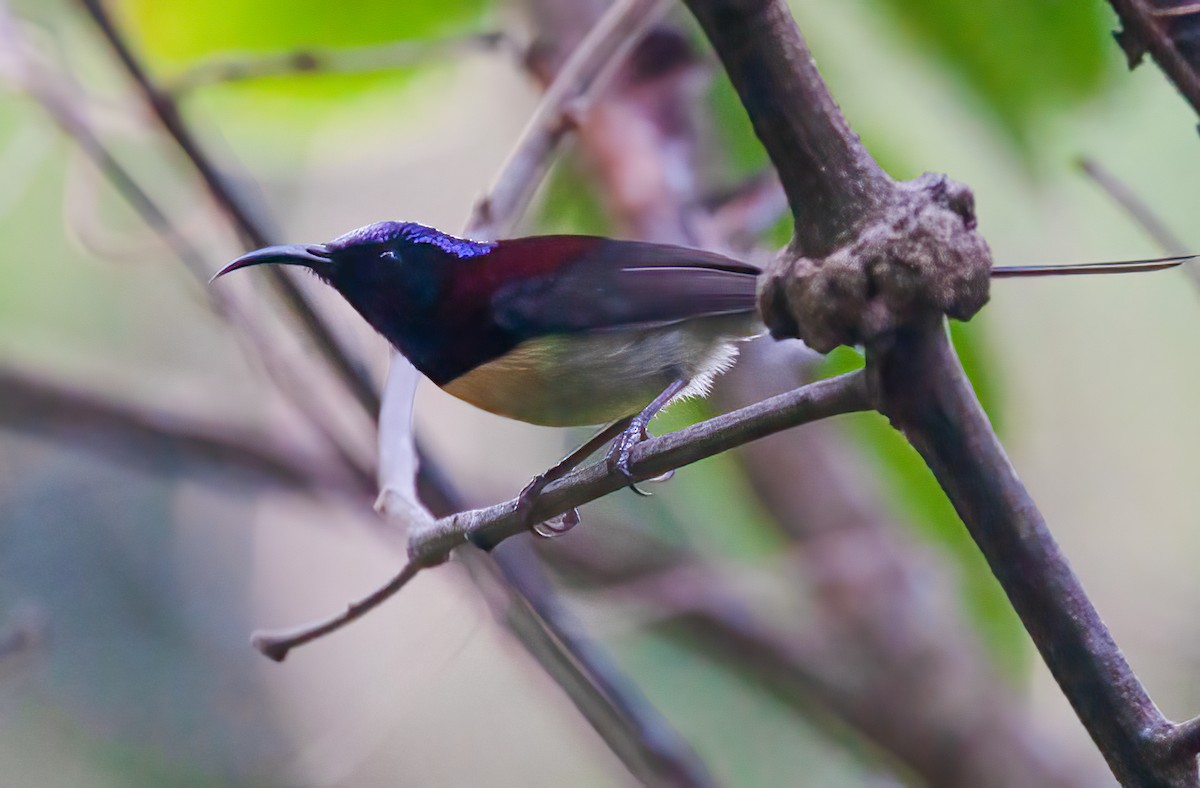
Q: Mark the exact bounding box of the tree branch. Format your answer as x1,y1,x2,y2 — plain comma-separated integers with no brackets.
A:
265,370,867,661
471,539,714,786
1077,156,1190,256
1076,156,1199,291
1108,0,1200,120
0,3,377,490
870,321,1193,786
251,560,422,661
683,0,1198,782
464,0,670,240
414,370,870,558
681,0,892,254
1167,716,1200,761
0,363,368,497
76,0,381,418
708,342,1109,785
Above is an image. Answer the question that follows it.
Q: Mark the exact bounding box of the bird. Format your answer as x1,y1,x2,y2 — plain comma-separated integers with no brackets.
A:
212,220,1189,536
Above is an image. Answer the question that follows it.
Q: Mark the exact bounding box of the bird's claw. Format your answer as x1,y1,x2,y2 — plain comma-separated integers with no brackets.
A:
606,422,651,494
517,475,582,538
532,508,580,538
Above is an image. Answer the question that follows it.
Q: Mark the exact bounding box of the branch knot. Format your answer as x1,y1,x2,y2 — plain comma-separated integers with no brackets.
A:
759,172,992,352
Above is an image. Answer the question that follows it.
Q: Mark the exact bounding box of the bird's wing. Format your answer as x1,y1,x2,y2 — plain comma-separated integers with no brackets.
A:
488,237,761,336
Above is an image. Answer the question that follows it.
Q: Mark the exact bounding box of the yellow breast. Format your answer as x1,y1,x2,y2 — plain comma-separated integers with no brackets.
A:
440,315,761,426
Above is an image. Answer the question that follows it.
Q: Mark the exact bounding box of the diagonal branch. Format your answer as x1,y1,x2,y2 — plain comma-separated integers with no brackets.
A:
1077,157,1190,256
0,5,376,490
1076,156,1200,291
468,538,714,786
869,322,1190,785
256,369,869,659
76,0,380,418
0,363,368,497
464,0,670,240
682,0,892,254
1108,0,1200,120
683,0,1199,783
414,370,870,558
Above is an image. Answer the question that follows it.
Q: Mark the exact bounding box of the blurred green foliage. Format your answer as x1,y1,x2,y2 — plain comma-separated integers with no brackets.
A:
859,0,1115,149
116,0,492,101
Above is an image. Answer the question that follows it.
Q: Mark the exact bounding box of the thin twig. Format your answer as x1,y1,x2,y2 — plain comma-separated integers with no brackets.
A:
1077,156,1199,292
463,0,671,239
274,371,867,660
0,3,378,489
1155,4,1200,18
76,0,381,418
1077,156,1190,255
166,32,517,96
251,560,422,662
1107,0,1200,119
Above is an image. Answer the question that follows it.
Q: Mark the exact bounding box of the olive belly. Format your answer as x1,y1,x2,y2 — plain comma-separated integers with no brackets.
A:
440,315,761,426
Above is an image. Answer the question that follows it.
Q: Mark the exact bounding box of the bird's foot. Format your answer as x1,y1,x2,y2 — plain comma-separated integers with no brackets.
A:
606,421,652,495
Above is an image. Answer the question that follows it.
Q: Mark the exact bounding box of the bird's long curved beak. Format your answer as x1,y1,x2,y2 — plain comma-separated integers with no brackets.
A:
210,244,333,283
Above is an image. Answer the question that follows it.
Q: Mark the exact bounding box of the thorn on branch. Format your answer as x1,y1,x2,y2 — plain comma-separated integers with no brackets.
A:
1104,0,1200,120
1114,27,1149,68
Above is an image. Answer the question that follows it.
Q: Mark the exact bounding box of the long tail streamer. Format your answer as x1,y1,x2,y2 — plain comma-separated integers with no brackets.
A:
992,254,1195,278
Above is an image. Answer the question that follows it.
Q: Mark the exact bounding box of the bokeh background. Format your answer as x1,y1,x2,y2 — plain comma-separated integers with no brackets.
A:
0,0,1198,784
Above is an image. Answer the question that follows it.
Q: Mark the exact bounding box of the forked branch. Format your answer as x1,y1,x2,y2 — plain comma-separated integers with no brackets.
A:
252,369,870,659
682,0,1199,783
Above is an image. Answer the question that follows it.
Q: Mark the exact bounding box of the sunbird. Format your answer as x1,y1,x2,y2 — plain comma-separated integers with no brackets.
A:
213,220,1188,531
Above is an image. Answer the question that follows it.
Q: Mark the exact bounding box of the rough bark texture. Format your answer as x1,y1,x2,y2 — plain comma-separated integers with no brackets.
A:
682,0,1200,783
